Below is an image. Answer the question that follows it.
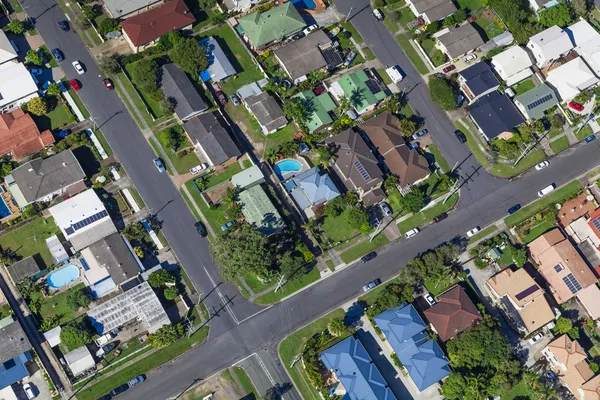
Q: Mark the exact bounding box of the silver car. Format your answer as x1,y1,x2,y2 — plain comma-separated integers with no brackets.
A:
153,158,166,173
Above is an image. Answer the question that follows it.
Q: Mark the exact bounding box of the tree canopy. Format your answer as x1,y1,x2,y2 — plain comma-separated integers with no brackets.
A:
26,97,48,116
66,287,92,311
429,75,457,111
131,58,159,93
149,324,179,347
539,2,573,27
148,269,176,288
98,18,119,35
26,49,43,66
7,20,24,35
169,39,208,76
60,324,92,351
347,207,371,234
283,97,313,122
328,318,352,337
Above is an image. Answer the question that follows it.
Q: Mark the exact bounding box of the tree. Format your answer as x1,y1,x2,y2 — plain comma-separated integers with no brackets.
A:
279,252,305,278
169,39,208,76
131,58,158,93
82,4,101,20
148,269,176,288
164,287,179,300
323,196,346,217
47,82,62,96
555,316,573,334
17,278,39,300
347,207,371,234
539,2,573,27
373,0,386,7
0,161,17,180
574,90,593,104
398,118,417,136
7,20,24,35
384,175,398,192
442,373,467,399
549,113,563,131
512,247,527,267
134,246,144,259
160,97,175,115
429,75,457,111
26,97,48,116
98,54,120,75
149,324,179,347
315,144,335,168
210,224,273,280
66,287,92,311
385,93,401,114
98,18,119,35
572,0,588,16
60,324,92,351
26,49,43,66
40,315,60,332
283,97,312,122
328,318,351,337
399,191,425,213
590,362,599,373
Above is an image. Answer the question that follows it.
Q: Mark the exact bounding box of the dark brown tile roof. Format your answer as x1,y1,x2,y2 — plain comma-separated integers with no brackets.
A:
0,109,54,160
423,285,480,342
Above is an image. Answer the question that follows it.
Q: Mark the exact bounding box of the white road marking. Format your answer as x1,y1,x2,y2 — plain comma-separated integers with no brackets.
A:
204,267,239,325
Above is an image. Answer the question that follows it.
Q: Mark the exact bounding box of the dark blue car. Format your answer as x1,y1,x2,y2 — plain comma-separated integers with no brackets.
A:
584,135,597,143
58,21,69,32
507,204,521,214
51,48,64,62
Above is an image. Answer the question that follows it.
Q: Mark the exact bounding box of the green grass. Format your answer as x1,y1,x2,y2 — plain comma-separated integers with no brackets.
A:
191,6,217,32
395,34,429,75
326,260,334,271
128,188,145,209
155,128,201,175
321,209,357,243
472,11,505,40
124,62,164,119
33,101,74,132
456,0,484,11
397,194,459,234
232,367,258,397
424,274,458,297
67,87,90,120
512,78,535,96
76,326,209,400
455,119,488,167
524,220,556,243
575,124,593,141
395,7,417,26
340,21,363,43
7,0,22,12
148,139,174,175
254,268,321,305
239,271,273,295
182,181,229,233
428,144,450,173
0,218,60,268
279,309,345,400
358,277,401,305
502,380,534,400
86,27,102,46
419,38,447,67
467,225,497,245
505,181,582,227
35,283,86,325
201,162,248,189
363,47,376,61
376,68,393,85
92,130,113,157
491,149,546,178
115,72,154,127
382,11,401,33
548,128,563,138
339,235,390,264
550,136,569,153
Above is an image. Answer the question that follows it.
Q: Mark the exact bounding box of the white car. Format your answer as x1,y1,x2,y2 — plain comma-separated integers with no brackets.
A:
535,161,549,171
303,24,317,36
538,183,555,197
385,66,404,83
23,383,35,399
424,293,435,306
466,227,480,237
405,227,419,238
372,8,383,20
528,332,544,345
72,60,85,75
464,53,477,62
189,164,207,175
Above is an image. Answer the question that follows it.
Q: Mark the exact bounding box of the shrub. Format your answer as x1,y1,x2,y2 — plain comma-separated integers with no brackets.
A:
164,287,179,300
98,18,119,35
26,97,48,116
60,324,92,351
148,269,176,288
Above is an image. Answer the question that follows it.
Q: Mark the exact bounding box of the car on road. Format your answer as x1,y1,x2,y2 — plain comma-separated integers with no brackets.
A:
30,68,42,75
215,90,227,106
362,278,381,292
466,227,480,237
537,183,556,197
153,158,166,173
535,160,549,171
379,202,392,217
128,375,146,388
454,130,467,143
528,332,544,344
361,252,377,263
69,79,81,91
464,53,477,62
23,383,35,399
405,227,419,238
372,8,383,20
303,24,317,36
58,20,69,32
103,78,114,90
385,65,404,83
195,221,207,237
433,213,448,223
568,101,584,112
411,129,428,140
424,293,435,306
72,60,85,75
51,48,64,62
189,164,207,175
343,51,357,68
442,64,456,74
407,142,420,150
585,135,597,143
229,93,240,106
507,204,521,214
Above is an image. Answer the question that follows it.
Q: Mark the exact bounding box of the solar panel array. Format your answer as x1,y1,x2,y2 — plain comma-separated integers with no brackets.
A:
554,263,565,273
592,216,600,232
515,284,539,301
353,161,371,181
366,80,382,95
562,273,582,294
64,210,109,236
526,94,553,110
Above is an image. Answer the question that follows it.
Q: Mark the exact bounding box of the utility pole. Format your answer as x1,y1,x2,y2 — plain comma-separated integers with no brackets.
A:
345,6,354,23
369,217,384,242
443,178,460,204
513,130,549,166
274,274,286,292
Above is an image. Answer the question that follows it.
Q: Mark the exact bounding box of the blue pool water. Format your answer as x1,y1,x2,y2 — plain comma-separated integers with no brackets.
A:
47,264,80,289
291,0,317,9
274,159,302,177
0,198,11,218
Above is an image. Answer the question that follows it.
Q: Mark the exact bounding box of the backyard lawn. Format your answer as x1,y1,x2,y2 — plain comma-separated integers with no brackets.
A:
512,78,535,95
201,160,252,189
321,209,357,243
396,34,429,75
472,10,505,40
339,234,390,264
35,283,87,325
550,136,569,153
456,0,484,10
397,194,459,234
502,380,533,400
0,218,60,269
254,268,321,304
491,149,547,178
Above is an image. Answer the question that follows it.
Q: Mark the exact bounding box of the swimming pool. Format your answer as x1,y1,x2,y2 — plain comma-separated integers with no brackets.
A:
0,198,11,219
290,0,317,9
274,159,303,177
47,264,80,289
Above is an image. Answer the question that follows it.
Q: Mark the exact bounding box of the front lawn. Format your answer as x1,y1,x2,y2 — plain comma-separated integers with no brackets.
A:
340,21,363,44
321,209,357,243
66,86,90,120
466,225,497,245
575,124,593,141
239,271,273,295
33,97,75,132
254,267,321,304
200,160,252,189
424,274,459,297
155,126,201,175
114,71,154,127
550,136,569,153
502,380,534,400
124,61,164,119
455,119,488,166
182,181,231,233
397,194,459,234
396,34,429,75
428,144,450,173
376,68,393,85
339,234,390,264
524,220,556,243
419,38,447,67
0,218,60,269
491,149,546,178
512,78,535,95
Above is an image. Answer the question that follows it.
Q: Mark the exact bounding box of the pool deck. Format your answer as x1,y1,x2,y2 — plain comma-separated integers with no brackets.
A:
276,157,311,181
46,263,83,294
294,0,326,13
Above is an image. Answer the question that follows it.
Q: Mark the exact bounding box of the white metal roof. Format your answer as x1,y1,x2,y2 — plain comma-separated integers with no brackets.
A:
0,31,17,65
547,57,599,101
0,63,38,109
44,326,61,348
64,346,95,376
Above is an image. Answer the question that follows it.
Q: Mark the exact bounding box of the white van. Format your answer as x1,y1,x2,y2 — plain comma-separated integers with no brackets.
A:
537,183,556,197
386,66,404,83
405,227,419,238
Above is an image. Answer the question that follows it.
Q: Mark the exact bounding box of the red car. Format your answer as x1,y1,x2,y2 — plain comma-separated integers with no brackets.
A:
69,79,81,91
103,78,114,90
215,90,227,106
442,64,456,74
569,101,584,112
313,85,325,95
433,213,448,223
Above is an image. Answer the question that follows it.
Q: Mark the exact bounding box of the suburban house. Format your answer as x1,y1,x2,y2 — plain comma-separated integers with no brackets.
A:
479,31,515,56
327,128,384,205
198,36,236,83
6,257,41,285
0,31,17,66
0,108,54,160
423,285,480,342
458,62,501,104
244,92,288,134
160,63,208,122
87,281,170,334
529,229,600,314
320,336,396,400
546,57,599,101
80,233,144,298
223,0,257,12
64,346,95,377
361,112,430,190
292,90,336,133
567,19,600,77
0,316,33,390
0,63,39,113
527,25,573,68
405,0,457,24
434,23,485,59
101,0,162,19
374,304,451,391
49,189,118,251
513,83,559,121
274,30,330,84
231,164,264,190
542,335,600,398
120,0,195,53
239,185,285,235
327,70,386,115
6,150,85,209
486,267,555,334
468,91,525,142
286,166,340,219
528,0,560,12
491,46,534,86
183,111,241,168
237,2,306,49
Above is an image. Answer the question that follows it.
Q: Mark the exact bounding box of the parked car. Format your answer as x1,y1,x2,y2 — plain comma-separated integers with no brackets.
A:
528,332,544,344
411,129,428,140
215,90,227,106
372,8,383,20
537,183,556,197
229,93,240,106
585,135,597,143
69,79,81,91
442,64,456,74
405,227,419,238
23,383,35,399
109,383,129,397
507,204,521,215
362,278,381,292
127,375,146,388
535,160,549,170
303,24,317,36
220,221,234,231
385,65,403,83
55,129,71,139
568,101,584,112
424,293,435,306
466,227,480,237
189,164,207,175
195,221,207,237
51,48,64,62
95,333,113,347
72,60,85,75
30,68,42,75
313,85,325,95
407,142,420,150
96,342,118,358
464,53,477,62
454,130,467,143
103,78,114,90
153,158,166,173
343,51,357,67
361,252,377,263
379,202,392,217
58,20,69,32
433,213,448,223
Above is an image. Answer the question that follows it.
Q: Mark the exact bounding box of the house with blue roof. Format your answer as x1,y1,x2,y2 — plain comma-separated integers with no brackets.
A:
0,316,32,390
286,166,340,218
320,336,396,400
373,304,450,391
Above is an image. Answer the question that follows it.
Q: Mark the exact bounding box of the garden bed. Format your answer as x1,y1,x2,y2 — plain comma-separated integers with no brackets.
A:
418,37,447,67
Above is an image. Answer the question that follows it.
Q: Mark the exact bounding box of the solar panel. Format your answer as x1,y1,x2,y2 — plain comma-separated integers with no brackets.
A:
66,210,109,235
365,79,382,95
554,263,564,273
515,284,539,301
65,227,74,235
562,273,582,294
592,217,600,232
353,161,371,181
526,94,553,110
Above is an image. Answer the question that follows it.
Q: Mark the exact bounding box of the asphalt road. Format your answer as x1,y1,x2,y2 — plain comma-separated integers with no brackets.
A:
24,0,600,398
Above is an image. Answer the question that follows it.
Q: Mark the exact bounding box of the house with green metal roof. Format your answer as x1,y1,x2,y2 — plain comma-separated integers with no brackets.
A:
239,185,285,235
513,83,558,121
237,3,306,49
293,90,336,132
327,70,386,115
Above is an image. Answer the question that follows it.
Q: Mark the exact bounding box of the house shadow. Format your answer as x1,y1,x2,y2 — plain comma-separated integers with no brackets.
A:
72,145,101,177
210,36,244,76
5,32,32,63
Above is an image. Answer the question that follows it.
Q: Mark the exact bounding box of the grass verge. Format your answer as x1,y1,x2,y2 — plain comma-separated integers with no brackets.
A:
232,367,258,397
395,34,429,75
467,225,497,245
550,136,569,153
339,234,390,264
397,194,459,234
254,268,320,305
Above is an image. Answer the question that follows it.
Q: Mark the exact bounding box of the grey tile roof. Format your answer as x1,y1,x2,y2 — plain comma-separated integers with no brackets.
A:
468,91,525,139
183,112,241,166
274,30,329,81
459,61,500,96
0,318,31,364
437,23,485,58
513,83,558,120
85,233,142,285
7,150,85,205
6,257,41,283
160,63,208,121
245,92,288,132
69,219,119,251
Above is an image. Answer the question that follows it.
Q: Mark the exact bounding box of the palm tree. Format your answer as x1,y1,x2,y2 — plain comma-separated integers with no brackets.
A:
315,144,335,168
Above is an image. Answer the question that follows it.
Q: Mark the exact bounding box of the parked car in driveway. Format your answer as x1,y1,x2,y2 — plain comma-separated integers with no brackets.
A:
507,204,521,214
69,79,81,91
51,48,64,62
407,142,420,150
221,221,234,231
528,332,544,344
535,160,549,170
411,129,428,140
343,51,357,67
229,93,240,106
442,64,456,73
379,202,392,217
23,383,35,399
568,101,584,112
464,53,477,62
362,278,381,292
303,24,317,36
153,158,166,173
215,90,227,106
585,135,597,143
30,68,42,75
466,227,480,237
189,164,207,175
72,60,85,75
424,293,435,306
361,252,377,263
58,20,69,31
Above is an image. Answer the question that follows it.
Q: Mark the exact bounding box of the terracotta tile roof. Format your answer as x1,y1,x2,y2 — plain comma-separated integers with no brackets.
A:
423,285,480,342
545,335,596,396
0,109,54,160
120,0,195,47
588,208,600,240
558,194,595,228
580,375,600,400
